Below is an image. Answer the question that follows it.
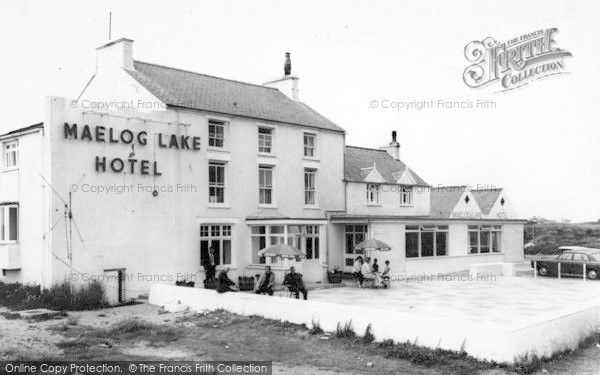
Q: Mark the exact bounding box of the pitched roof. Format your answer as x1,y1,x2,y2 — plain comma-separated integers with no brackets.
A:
125,61,344,133
0,123,43,139
344,146,429,186
429,186,467,218
471,189,503,215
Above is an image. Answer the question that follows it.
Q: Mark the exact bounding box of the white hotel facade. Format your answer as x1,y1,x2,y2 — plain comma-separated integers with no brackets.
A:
0,39,524,302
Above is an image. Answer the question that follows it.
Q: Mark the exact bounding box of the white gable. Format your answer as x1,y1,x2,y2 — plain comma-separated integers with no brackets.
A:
450,191,483,219
396,169,416,185
488,193,518,219
363,168,385,183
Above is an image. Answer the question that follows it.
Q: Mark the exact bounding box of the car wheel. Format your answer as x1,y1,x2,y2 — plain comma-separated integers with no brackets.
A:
587,269,598,280
538,266,550,277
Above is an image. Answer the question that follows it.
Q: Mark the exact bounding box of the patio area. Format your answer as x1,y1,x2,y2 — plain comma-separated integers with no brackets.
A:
149,274,600,364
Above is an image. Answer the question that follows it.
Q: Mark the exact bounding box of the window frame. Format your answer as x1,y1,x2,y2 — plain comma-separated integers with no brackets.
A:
258,126,274,155
468,225,502,254
208,119,226,149
200,224,233,266
0,204,19,243
258,165,275,206
303,133,316,158
304,168,317,207
366,184,380,205
400,186,413,206
3,140,19,170
208,161,227,205
405,224,448,258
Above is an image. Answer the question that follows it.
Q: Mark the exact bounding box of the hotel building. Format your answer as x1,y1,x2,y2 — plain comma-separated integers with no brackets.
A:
0,39,524,302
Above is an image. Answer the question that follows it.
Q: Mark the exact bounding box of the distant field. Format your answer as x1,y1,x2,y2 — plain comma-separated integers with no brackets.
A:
525,222,600,255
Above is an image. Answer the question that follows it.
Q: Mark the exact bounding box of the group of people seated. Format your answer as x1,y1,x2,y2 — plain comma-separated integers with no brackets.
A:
351,256,390,288
212,265,308,300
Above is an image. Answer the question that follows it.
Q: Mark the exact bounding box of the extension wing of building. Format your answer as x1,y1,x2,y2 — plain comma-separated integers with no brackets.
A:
0,38,524,301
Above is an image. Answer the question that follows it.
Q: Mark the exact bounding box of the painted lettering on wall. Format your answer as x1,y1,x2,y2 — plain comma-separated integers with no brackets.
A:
63,123,201,175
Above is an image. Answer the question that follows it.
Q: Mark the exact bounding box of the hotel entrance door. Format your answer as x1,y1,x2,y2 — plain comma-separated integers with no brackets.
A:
344,224,369,272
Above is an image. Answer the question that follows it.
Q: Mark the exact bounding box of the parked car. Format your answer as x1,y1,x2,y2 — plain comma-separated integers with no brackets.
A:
531,248,600,279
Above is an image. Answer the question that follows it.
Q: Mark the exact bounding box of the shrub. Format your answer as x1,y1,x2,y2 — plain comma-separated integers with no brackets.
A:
0,281,107,310
362,324,375,343
308,319,324,335
334,320,356,338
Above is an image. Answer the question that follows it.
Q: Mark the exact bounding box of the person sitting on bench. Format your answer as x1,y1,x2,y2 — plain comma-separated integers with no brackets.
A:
283,266,308,300
254,266,275,296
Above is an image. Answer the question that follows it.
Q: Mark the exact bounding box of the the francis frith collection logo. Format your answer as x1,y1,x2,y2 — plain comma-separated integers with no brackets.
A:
463,28,572,92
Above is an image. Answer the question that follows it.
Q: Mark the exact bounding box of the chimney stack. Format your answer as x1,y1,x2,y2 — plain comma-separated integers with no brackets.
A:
380,131,400,160
263,52,299,101
96,38,134,72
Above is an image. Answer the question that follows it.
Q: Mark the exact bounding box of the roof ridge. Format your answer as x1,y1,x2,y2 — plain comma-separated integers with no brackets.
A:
471,188,503,191
133,60,279,91
346,145,387,152
431,185,468,189
0,122,44,138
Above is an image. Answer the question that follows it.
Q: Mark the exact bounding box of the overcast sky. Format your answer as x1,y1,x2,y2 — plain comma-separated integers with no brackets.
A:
0,0,598,222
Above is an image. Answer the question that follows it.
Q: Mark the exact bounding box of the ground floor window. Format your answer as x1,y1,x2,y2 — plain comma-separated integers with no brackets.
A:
405,225,448,258
0,205,18,242
200,224,232,266
468,225,502,254
251,224,322,264
344,224,368,266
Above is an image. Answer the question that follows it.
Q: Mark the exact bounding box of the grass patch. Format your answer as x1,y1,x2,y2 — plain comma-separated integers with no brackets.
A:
0,281,108,310
107,318,181,343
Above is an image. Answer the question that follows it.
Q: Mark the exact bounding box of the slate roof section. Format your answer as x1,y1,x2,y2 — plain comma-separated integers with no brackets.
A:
0,123,43,139
344,146,429,186
125,61,344,132
429,186,467,218
471,189,502,215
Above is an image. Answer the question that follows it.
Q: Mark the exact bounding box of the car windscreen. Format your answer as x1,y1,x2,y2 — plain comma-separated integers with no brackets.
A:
590,253,600,262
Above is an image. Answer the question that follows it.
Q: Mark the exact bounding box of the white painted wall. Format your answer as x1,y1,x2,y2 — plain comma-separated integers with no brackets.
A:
42,97,344,295
345,182,430,216
0,130,49,285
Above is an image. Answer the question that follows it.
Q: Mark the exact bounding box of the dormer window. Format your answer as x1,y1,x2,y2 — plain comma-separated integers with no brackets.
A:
400,186,412,206
366,184,379,204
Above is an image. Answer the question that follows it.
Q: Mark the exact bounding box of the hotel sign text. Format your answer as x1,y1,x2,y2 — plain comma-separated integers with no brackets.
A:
63,123,201,176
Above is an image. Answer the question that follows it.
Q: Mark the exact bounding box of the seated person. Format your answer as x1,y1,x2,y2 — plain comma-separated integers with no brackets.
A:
283,266,308,300
362,257,383,287
352,256,364,287
216,267,238,293
254,266,275,296
372,258,380,273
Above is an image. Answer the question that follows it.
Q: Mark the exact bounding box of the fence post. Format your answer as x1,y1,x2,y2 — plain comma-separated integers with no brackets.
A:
533,261,537,279
558,262,561,279
583,263,587,281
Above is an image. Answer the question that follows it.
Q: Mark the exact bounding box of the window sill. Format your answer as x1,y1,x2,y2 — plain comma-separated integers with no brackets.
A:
406,252,505,260
258,152,276,157
399,204,414,207
1,167,19,173
366,203,382,207
303,156,318,161
258,204,277,209
304,205,320,210
208,204,230,209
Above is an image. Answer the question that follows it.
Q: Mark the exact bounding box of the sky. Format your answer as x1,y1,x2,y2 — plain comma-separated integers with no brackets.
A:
0,0,599,222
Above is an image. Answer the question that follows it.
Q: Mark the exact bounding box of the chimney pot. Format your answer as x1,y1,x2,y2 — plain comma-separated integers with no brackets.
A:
284,52,292,76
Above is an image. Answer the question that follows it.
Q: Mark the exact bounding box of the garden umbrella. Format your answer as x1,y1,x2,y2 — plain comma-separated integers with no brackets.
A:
258,243,306,282
354,238,392,258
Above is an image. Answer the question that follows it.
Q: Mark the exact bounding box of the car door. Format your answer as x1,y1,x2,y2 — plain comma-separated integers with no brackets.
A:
570,253,587,276
555,252,573,276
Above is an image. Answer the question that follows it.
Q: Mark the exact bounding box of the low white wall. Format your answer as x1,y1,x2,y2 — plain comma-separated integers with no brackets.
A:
148,284,600,364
